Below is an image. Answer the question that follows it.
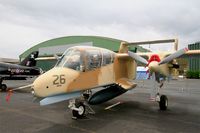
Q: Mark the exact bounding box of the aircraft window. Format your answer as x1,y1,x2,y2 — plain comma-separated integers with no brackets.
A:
102,51,111,66
86,50,102,70
56,49,83,71
56,48,73,67
102,50,115,66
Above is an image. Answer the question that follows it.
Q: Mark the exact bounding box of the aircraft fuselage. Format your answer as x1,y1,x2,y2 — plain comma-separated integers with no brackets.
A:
0,62,41,79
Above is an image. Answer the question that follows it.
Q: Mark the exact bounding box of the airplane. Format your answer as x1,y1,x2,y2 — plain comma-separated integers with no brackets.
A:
0,51,42,91
27,39,192,119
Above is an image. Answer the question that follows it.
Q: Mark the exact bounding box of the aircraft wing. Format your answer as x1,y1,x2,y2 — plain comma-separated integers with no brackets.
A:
185,50,200,55
36,54,63,61
36,57,56,61
40,91,82,106
137,50,200,59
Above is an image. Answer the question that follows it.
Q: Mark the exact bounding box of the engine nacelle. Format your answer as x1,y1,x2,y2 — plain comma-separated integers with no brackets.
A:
88,85,127,105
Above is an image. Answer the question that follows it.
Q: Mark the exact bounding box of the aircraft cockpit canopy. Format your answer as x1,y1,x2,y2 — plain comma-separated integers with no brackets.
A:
56,46,115,71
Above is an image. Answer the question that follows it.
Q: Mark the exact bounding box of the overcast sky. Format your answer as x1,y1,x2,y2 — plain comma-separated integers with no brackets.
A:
0,0,200,58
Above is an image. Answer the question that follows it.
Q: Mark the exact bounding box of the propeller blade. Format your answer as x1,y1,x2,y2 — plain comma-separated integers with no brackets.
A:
159,48,188,65
128,51,148,65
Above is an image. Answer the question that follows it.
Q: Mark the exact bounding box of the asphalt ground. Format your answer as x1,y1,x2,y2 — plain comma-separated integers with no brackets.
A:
0,78,200,133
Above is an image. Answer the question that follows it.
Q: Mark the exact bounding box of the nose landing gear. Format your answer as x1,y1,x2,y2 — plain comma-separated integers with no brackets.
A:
68,90,95,119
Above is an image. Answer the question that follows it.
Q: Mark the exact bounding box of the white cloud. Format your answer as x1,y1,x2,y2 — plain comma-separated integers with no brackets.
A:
0,0,200,58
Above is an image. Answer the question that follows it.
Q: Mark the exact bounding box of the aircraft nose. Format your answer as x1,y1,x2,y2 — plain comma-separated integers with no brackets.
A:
31,67,79,98
32,70,52,98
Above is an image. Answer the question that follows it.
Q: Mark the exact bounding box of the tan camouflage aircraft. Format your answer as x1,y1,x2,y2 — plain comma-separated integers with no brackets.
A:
10,39,198,119
28,38,194,119
30,44,147,118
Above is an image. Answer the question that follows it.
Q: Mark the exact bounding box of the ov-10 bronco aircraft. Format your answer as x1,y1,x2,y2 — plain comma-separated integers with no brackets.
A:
27,40,190,119
0,51,42,91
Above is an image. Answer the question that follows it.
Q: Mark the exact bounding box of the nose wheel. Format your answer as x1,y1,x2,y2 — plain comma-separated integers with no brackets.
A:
72,101,86,118
69,99,87,119
68,91,95,119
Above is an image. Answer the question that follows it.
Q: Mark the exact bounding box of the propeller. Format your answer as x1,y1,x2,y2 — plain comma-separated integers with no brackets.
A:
128,51,148,65
146,47,188,77
135,47,188,101
159,48,188,65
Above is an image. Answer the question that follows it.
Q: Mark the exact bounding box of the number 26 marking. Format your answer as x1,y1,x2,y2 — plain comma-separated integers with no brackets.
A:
53,75,65,85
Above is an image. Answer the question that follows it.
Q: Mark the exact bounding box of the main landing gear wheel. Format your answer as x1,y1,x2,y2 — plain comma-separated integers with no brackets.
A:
0,84,7,91
72,101,86,118
159,95,168,110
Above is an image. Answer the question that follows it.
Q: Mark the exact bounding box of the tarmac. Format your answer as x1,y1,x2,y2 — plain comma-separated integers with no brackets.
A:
0,78,200,133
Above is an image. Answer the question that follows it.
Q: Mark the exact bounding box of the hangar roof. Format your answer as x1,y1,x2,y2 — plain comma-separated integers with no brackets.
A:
20,36,148,59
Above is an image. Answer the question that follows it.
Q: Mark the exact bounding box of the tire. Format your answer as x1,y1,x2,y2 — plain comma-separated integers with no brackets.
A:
1,84,7,91
159,95,168,110
72,102,85,118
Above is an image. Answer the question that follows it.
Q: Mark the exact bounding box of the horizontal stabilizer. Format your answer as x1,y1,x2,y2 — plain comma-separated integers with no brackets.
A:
40,91,82,106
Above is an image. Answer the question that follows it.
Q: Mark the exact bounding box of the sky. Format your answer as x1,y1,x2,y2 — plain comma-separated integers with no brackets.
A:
0,0,200,58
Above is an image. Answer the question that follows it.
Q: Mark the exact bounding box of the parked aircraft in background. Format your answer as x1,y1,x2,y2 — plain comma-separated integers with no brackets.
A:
0,51,42,91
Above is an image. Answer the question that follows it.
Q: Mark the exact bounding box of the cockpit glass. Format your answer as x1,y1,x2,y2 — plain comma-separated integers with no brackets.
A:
56,48,82,71
56,47,115,71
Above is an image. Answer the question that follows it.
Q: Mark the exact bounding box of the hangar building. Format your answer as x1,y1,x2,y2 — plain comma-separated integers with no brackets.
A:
20,36,149,71
188,42,200,71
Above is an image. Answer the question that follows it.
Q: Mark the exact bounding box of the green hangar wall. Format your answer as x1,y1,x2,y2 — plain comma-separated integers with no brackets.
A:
188,42,200,71
20,36,149,71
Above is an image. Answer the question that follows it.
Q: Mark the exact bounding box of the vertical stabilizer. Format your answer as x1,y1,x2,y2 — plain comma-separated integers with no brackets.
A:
19,51,39,67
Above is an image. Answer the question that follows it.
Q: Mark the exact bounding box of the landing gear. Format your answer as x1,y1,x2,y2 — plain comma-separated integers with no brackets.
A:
149,73,168,110
0,78,7,91
1,84,7,91
68,90,95,119
72,101,86,118
154,93,168,110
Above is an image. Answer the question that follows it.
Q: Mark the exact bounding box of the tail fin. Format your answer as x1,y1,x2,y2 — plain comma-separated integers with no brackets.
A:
19,51,39,67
